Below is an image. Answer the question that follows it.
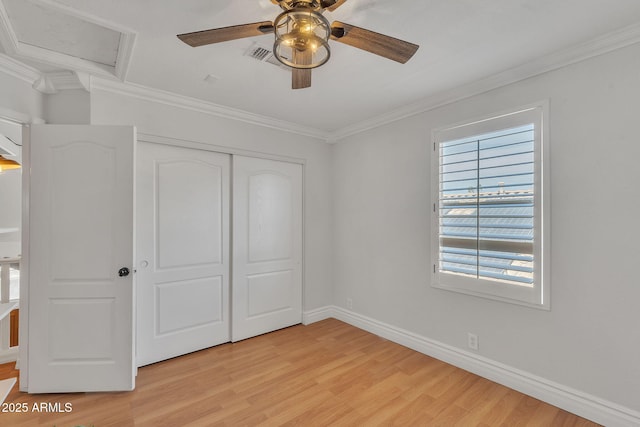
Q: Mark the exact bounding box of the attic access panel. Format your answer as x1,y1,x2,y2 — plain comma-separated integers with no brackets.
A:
0,0,135,79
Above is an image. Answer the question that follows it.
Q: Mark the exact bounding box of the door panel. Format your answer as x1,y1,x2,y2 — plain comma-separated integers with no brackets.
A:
155,277,223,335
50,142,117,281
48,298,115,360
248,173,293,262
155,160,223,269
247,270,295,317
136,142,230,366
27,125,135,392
232,156,302,342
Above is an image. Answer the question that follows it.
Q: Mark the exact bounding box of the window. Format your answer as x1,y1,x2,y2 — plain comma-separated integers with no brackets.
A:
431,105,549,308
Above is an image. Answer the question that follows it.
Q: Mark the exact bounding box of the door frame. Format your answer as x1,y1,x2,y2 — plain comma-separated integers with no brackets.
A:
0,110,45,391
0,115,25,364
138,133,305,165
136,133,306,359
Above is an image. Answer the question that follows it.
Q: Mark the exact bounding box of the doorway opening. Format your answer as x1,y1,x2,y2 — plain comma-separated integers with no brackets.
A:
0,118,22,356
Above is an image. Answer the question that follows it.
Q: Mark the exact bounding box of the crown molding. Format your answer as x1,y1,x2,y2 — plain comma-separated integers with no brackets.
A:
114,31,136,82
3,13,639,143
0,55,90,94
327,21,640,142
0,0,18,56
32,70,91,94
0,52,40,84
91,77,332,141
0,52,329,139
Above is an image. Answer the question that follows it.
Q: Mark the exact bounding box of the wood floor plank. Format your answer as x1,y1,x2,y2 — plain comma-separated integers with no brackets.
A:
383,393,437,426
0,319,602,426
278,392,354,426
453,376,498,411
476,389,530,426
452,381,513,426
502,394,543,426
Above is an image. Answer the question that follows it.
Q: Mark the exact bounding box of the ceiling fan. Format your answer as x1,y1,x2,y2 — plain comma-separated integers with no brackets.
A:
177,0,419,89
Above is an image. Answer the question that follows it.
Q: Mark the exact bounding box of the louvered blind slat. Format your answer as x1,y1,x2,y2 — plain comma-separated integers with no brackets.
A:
438,124,535,286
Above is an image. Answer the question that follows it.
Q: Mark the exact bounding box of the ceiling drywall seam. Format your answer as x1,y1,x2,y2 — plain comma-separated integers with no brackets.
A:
327,21,640,143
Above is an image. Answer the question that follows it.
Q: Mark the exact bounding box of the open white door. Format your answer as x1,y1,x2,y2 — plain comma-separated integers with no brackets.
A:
136,142,230,366
232,156,303,342
26,125,135,392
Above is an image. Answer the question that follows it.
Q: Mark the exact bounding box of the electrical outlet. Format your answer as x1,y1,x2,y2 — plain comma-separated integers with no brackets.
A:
346,298,353,310
467,333,479,351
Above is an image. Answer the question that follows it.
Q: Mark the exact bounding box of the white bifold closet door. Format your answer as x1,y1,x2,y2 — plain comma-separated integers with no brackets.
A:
231,156,303,342
136,145,302,365
136,142,231,366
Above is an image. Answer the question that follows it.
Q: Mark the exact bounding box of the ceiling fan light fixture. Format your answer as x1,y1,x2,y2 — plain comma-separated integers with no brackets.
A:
273,9,330,69
0,155,21,173
178,0,419,89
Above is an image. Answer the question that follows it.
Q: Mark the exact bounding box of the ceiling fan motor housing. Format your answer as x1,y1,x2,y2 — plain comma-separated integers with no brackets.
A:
273,8,331,69
273,0,324,12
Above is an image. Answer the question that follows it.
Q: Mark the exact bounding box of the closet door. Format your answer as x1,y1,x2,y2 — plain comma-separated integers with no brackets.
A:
232,156,303,342
136,142,230,366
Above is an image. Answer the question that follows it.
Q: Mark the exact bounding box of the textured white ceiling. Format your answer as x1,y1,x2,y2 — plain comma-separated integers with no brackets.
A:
3,0,640,134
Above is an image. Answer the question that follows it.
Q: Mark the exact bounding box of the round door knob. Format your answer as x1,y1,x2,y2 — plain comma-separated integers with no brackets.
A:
118,267,130,277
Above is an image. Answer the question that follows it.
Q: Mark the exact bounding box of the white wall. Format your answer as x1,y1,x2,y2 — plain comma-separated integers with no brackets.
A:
332,42,640,413
89,88,334,310
44,89,90,124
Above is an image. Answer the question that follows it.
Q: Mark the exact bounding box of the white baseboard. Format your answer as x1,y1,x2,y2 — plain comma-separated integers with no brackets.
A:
302,306,335,325
303,306,640,427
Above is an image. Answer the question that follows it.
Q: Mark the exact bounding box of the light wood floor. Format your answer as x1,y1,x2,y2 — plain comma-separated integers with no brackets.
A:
0,319,600,426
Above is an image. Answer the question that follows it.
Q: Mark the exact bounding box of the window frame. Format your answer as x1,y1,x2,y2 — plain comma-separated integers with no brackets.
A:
431,102,550,309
